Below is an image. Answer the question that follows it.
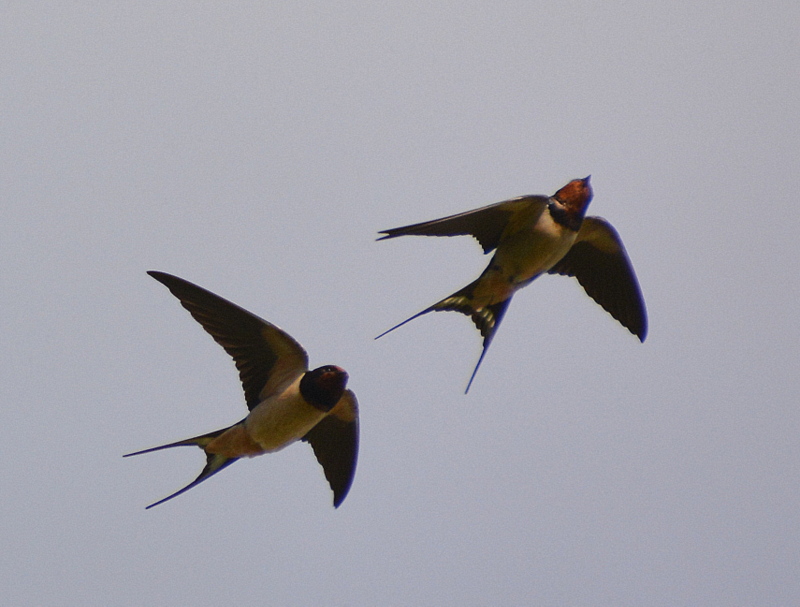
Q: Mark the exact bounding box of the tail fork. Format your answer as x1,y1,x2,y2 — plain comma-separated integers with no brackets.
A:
125,426,240,509
376,280,512,393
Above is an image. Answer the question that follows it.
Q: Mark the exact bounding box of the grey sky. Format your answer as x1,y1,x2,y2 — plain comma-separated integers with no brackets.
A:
2,2,799,605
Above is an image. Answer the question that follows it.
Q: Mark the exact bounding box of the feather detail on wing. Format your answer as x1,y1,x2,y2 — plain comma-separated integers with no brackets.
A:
548,217,647,341
148,271,309,408
378,196,548,254
302,390,359,508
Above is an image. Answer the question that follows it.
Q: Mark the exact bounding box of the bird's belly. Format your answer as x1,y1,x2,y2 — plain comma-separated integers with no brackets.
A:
205,424,265,458
245,396,325,453
494,226,575,285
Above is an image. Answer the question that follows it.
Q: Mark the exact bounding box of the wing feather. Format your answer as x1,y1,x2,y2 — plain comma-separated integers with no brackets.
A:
302,390,359,508
148,271,309,409
378,196,547,254
548,217,647,340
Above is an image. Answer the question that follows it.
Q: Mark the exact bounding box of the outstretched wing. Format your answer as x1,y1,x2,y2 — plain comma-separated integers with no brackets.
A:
148,271,309,408
302,389,359,508
548,217,647,341
378,195,548,254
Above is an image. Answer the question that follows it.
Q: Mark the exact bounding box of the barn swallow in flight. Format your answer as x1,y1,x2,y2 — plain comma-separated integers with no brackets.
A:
125,271,359,509
376,177,647,392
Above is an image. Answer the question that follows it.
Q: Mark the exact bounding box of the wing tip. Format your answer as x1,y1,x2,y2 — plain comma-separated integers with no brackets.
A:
332,488,350,509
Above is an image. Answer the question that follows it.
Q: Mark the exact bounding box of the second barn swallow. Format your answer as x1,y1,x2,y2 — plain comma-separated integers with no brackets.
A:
125,271,359,509
377,177,647,392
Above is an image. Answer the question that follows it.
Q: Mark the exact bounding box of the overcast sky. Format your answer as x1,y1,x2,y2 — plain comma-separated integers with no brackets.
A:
2,2,799,605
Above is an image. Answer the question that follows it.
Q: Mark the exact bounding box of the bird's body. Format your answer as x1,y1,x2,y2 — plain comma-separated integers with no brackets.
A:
472,198,577,301
244,375,327,452
125,271,359,509
377,177,647,392
199,375,328,458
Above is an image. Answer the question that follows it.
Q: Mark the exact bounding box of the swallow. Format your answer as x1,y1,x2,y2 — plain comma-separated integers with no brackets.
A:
125,271,359,509
376,176,647,392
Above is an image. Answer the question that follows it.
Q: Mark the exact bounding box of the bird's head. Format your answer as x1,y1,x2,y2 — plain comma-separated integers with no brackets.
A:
553,176,593,215
300,365,349,411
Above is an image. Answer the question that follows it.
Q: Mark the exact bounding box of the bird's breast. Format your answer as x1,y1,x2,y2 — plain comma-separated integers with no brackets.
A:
245,386,326,453
493,210,577,284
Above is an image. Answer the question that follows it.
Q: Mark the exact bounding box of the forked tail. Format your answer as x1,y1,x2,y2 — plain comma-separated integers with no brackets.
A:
376,280,512,393
124,426,239,509
463,297,511,393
